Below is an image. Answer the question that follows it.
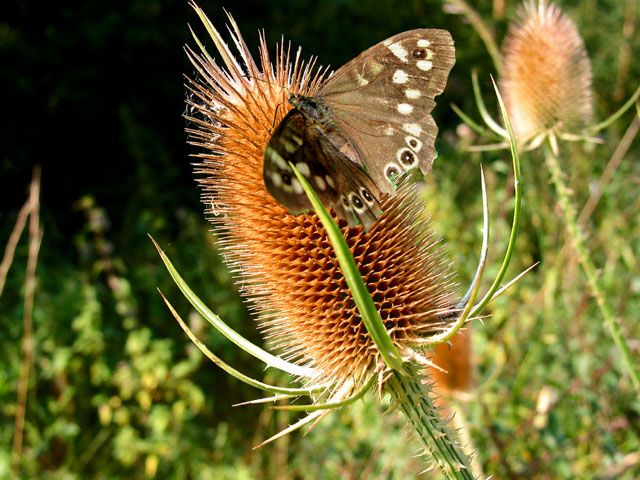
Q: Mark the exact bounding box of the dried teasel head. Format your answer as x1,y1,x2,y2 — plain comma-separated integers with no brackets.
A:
500,0,593,141
185,7,458,392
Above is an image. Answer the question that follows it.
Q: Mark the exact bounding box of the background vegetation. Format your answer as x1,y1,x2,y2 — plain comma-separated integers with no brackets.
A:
2,0,638,478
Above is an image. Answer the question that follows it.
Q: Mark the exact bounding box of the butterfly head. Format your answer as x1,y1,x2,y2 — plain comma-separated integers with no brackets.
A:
288,94,331,124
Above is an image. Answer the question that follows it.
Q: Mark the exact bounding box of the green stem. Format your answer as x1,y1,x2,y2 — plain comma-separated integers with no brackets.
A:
386,365,474,480
544,144,640,391
444,0,502,74
588,84,640,134
289,162,404,370
470,77,522,319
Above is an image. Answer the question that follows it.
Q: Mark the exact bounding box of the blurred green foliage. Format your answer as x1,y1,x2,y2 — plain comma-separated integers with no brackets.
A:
1,0,639,478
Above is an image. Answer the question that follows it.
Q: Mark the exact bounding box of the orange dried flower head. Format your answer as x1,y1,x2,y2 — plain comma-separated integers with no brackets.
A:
500,0,593,140
185,11,457,390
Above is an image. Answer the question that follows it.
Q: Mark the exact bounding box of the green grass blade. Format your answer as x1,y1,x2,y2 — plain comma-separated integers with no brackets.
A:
472,70,508,138
450,102,503,141
425,165,489,345
470,76,522,318
289,163,404,371
150,235,315,378
589,84,640,134
158,288,319,396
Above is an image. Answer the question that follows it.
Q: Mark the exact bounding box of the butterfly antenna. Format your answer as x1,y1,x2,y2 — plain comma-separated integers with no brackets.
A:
271,103,282,131
242,73,291,95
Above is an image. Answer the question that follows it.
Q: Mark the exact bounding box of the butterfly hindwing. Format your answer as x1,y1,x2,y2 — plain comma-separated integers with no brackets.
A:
264,110,326,213
264,110,382,230
333,112,439,192
315,133,382,230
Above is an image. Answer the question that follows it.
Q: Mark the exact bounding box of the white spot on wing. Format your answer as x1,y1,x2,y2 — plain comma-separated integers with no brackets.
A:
356,73,369,86
417,60,433,71
295,162,311,177
268,148,289,171
384,126,395,136
388,42,408,62
325,176,335,189
271,172,282,187
292,179,303,195
417,39,431,47
314,175,326,191
283,142,297,154
392,70,408,84
405,89,421,99
369,62,385,76
403,123,422,136
397,103,413,115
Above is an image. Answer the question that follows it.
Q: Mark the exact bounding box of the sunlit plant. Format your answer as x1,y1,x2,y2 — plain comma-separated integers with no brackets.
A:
154,3,527,478
451,0,640,390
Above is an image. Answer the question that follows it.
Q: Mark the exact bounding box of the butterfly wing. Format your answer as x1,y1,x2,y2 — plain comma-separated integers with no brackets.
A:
317,29,455,193
264,110,382,230
264,110,320,213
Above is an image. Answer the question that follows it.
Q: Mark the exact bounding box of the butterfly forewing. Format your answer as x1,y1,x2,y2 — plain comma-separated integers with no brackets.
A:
317,29,455,193
318,29,454,109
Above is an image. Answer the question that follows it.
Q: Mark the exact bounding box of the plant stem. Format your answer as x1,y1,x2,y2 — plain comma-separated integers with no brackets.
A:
445,0,502,74
12,166,42,480
386,365,474,480
544,146,640,391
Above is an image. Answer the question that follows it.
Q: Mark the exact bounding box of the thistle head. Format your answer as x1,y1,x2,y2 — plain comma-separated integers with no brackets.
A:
185,8,458,393
500,0,593,141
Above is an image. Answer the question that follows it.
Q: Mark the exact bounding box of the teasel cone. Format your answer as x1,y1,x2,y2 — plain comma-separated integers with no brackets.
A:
500,0,593,141
184,8,459,394
429,332,472,401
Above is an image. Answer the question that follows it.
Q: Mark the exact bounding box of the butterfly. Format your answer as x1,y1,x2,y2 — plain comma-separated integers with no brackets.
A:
263,29,455,230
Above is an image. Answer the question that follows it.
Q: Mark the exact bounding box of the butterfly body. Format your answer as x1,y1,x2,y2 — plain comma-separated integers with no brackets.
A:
263,29,455,230
288,95,332,126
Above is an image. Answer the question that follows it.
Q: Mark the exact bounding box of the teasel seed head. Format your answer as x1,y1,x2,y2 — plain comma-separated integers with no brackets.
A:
185,10,458,392
500,0,593,141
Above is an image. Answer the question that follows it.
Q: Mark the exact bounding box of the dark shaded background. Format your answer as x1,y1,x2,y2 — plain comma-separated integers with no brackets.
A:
1,2,483,476
1,0,487,251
